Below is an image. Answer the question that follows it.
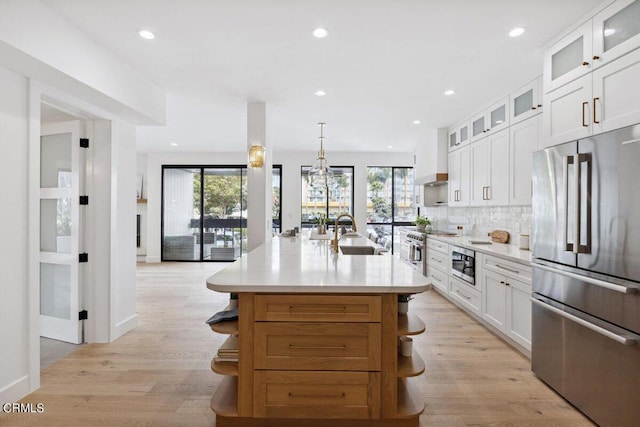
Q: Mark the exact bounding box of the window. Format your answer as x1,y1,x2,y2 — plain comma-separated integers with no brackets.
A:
301,166,354,229
366,167,415,253
162,165,282,261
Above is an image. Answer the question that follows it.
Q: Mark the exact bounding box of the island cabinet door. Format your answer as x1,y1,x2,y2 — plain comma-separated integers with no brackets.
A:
254,322,381,371
253,371,381,419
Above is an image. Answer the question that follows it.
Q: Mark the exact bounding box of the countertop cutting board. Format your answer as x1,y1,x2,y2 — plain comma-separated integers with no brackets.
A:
488,230,510,244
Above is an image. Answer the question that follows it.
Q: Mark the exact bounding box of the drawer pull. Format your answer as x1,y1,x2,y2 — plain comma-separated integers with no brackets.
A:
288,344,347,350
289,305,348,313
495,264,520,274
456,289,471,300
431,273,440,281
288,392,346,399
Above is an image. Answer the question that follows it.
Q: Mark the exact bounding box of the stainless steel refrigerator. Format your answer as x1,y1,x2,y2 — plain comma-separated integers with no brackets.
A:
532,124,640,427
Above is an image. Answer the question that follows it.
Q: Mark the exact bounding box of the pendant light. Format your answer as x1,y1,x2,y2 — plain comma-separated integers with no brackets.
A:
308,122,335,189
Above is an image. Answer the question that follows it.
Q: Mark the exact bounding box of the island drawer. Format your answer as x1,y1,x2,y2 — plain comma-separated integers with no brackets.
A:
254,294,381,322
253,370,380,419
254,322,381,371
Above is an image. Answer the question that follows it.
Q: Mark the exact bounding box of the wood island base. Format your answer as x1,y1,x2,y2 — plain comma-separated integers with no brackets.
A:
209,292,426,427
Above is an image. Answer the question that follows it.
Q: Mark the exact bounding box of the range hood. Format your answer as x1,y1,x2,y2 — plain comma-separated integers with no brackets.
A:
415,173,448,186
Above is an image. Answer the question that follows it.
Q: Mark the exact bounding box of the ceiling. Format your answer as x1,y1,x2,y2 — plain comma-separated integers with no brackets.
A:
40,0,603,153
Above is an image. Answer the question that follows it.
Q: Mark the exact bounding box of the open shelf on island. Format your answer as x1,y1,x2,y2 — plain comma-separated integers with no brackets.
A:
396,377,424,418
210,376,238,417
397,351,425,378
398,313,425,336
211,358,238,376
210,319,238,335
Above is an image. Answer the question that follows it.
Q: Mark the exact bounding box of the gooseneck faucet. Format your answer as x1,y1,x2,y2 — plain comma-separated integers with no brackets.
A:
331,213,358,252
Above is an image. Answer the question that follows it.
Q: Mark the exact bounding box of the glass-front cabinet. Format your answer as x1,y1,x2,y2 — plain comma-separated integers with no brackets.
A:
544,0,640,93
544,21,592,93
510,77,543,125
448,120,470,152
593,0,640,67
470,97,510,143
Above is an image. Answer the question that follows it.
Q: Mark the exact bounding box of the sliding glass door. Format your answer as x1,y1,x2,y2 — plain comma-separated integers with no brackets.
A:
162,165,281,261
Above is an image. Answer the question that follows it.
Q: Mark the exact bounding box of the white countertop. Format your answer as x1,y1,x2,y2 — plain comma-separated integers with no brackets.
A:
427,234,532,265
206,234,430,293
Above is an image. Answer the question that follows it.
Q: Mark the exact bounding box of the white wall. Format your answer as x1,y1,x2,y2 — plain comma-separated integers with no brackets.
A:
0,0,165,126
0,65,30,402
143,150,414,262
110,120,138,339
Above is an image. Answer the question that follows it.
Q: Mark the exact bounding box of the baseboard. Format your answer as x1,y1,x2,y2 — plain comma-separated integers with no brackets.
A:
111,314,138,341
0,375,31,403
145,255,161,263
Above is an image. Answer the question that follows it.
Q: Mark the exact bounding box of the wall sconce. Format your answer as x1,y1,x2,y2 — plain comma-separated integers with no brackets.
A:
248,144,265,168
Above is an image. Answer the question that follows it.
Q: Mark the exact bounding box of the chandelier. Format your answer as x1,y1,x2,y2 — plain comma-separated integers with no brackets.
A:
308,122,335,189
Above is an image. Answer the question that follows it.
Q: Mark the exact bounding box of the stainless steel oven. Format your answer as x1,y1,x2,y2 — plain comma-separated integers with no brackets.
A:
397,228,426,276
451,245,475,286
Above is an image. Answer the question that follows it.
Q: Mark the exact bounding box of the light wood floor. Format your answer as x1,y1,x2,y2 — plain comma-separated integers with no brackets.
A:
2,262,594,426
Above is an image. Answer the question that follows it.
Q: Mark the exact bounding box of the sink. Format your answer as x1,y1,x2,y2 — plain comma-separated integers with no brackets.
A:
339,245,377,255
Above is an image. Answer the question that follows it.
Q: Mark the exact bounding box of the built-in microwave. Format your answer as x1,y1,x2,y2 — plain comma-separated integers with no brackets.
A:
451,246,475,286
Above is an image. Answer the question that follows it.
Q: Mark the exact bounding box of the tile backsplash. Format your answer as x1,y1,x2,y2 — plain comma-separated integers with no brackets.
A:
420,206,532,245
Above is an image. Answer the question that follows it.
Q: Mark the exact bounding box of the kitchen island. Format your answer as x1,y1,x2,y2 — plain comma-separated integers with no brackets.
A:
206,234,430,427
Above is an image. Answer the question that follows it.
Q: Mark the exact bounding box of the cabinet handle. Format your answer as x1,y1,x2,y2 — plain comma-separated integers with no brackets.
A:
500,281,505,284
486,186,490,200
582,101,589,127
592,55,600,60
506,282,510,286
289,305,347,313
582,61,589,66
456,289,472,300
495,264,520,274
593,97,600,124
289,344,347,350
531,106,537,110
289,392,346,399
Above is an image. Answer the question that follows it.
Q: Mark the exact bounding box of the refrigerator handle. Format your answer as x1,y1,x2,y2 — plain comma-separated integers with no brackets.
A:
531,297,638,346
573,153,581,254
563,155,576,252
534,263,639,294
578,153,592,254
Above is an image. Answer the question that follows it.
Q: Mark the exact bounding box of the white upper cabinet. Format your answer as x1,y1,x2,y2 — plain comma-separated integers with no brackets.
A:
544,0,640,93
470,129,510,206
470,97,510,143
543,74,593,146
544,21,593,93
448,120,470,152
448,146,470,206
543,0,640,145
592,46,640,133
509,115,540,205
592,0,640,68
510,77,542,125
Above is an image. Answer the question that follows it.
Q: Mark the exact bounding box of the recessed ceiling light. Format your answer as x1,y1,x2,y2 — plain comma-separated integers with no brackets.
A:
604,28,616,37
509,27,525,38
495,120,504,124
169,142,178,146
413,120,421,125
444,89,455,96
313,27,329,38
387,145,393,149
139,30,155,40
315,90,326,96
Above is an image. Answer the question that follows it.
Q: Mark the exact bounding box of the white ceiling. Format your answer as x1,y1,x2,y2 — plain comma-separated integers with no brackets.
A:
40,0,602,153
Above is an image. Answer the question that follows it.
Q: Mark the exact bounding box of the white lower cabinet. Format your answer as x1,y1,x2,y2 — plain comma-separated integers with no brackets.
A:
480,254,532,351
449,276,481,317
426,239,449,294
